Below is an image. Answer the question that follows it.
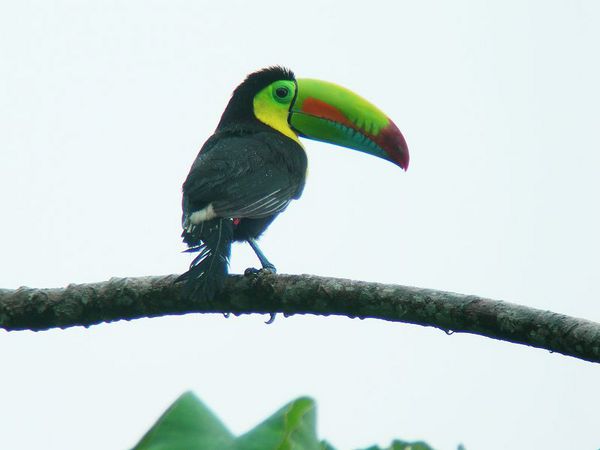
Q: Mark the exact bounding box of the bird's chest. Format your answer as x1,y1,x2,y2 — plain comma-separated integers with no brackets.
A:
259,134,308,184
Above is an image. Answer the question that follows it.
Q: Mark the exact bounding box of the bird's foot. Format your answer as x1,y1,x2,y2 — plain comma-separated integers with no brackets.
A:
242,267,277,323
244,267,260,276
261,262,277,273
244,266,276,277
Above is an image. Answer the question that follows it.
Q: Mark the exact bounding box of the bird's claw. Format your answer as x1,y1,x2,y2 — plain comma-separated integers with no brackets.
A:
265,313,277,324
244,266,276,277
244,267,260,276
262,263,277,273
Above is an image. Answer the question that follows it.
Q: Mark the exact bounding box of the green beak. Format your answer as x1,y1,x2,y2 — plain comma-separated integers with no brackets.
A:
289,79,409,170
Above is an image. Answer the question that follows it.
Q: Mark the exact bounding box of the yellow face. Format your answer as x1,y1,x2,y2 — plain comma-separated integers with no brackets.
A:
252,80,302,145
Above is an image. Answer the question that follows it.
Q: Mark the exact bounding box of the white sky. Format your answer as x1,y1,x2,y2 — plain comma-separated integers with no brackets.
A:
1,1,599,449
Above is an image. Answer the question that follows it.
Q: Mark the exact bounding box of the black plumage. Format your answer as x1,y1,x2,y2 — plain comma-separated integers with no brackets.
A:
177,67,307,299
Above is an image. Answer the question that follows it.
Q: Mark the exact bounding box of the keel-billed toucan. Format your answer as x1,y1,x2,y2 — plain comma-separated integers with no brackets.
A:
177,67,409,299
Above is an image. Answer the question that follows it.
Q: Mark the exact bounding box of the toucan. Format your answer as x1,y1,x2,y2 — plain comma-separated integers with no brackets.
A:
176,66,409,300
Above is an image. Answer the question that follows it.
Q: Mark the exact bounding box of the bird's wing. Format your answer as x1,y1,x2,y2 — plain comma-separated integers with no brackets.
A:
182,134,303,220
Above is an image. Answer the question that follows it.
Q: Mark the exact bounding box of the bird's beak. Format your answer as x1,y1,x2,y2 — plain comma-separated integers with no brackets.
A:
289,79,409,170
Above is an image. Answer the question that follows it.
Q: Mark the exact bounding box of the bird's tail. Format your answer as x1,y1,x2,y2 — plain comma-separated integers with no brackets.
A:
175,218,233,300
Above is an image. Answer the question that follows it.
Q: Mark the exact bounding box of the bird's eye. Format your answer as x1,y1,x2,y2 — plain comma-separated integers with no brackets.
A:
275,87,289,99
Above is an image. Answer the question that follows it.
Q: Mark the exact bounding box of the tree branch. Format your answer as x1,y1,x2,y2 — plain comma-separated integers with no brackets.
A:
1,273,599,363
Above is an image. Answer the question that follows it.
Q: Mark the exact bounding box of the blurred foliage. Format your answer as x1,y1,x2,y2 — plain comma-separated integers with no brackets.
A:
132,392,463,450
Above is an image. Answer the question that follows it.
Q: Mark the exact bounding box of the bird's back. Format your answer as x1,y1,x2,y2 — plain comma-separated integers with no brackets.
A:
182,126,307,243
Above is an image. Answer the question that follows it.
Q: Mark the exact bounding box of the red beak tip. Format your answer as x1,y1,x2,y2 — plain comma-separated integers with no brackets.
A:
380,120,409,171
401,153,410,171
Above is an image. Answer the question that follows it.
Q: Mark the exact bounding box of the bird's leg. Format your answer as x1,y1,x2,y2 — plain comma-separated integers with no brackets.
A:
246,237,277,273
245,237,278,324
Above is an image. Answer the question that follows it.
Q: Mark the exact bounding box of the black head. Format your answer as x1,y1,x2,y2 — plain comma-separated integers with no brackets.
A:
216,66,296,130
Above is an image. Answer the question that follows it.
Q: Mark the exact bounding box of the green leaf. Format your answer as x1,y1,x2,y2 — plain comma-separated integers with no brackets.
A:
133,391,234,450
132,393,453,450
389,440,436,450
360,439,436,450
234,397,320,450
